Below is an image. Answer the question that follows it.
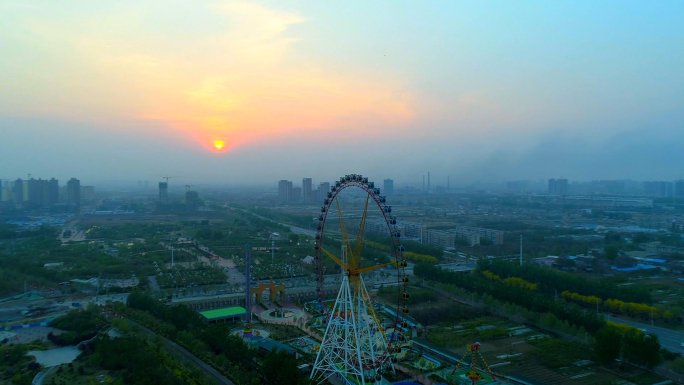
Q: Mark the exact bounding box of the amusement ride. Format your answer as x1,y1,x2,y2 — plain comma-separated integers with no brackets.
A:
451,342,497,384
310,174,410,385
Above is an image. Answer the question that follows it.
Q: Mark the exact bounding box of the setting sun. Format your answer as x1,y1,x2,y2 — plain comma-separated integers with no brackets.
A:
214,140,224,150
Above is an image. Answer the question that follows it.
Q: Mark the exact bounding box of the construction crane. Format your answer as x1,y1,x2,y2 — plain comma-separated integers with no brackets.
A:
184,184,194,192
162,176,174,183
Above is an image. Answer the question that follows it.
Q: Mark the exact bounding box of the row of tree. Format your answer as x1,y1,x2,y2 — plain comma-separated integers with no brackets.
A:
480,259,651,304
482,270,537,291
561,290,602,305
403,252,438,264
604,299,673,321
414,264,605,333
561,291,675,321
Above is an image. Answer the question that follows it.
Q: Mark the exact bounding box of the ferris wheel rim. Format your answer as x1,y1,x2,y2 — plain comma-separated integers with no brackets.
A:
313,174,409,369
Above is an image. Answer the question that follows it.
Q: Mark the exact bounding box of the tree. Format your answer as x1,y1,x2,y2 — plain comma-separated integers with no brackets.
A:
111,318,130,334
288,233,299,244
261,350,310,385
620,328,663,369
6,344,28,365
604,233,622,244
594,326,621,364
636,334,663,369
604,245,619,262
671,357,684,374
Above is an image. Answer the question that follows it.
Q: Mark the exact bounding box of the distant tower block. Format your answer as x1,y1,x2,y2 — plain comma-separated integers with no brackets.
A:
159,182,168,204
428,172,430,192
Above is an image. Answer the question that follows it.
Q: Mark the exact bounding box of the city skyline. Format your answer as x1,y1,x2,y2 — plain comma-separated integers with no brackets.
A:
2,1,683,183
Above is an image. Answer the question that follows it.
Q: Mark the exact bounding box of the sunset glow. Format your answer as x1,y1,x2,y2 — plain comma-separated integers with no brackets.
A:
1,1,682,182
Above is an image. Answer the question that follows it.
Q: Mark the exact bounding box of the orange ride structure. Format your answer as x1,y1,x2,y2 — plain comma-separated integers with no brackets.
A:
451,342,497,384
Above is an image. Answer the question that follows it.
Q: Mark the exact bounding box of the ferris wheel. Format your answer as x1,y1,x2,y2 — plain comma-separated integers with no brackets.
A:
311,174,410,385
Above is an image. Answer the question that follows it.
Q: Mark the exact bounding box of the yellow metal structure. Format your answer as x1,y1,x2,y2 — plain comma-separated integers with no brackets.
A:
321,195,393,342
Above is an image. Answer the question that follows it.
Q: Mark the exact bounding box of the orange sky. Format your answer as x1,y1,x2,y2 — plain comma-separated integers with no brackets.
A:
0,1,414,153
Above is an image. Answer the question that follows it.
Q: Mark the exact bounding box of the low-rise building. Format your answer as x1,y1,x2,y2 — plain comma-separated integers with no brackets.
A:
43,262,64,269
426,229,456,249
252,337,299,358
533,256,559,267
640,242,684,255
454,226,504,245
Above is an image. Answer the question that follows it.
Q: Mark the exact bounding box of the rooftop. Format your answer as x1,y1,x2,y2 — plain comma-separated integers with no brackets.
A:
199,306,246,320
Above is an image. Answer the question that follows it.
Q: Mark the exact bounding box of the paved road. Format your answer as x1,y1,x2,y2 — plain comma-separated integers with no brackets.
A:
32,366,56,385
234,207,318,237
605,315,684,352
131,320,235,385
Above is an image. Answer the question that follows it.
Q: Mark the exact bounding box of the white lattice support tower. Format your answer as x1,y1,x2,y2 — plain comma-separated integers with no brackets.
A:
356,275,389,371
311,273,391,384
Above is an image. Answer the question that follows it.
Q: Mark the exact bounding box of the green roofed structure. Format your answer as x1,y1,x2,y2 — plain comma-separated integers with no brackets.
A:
199,306,246,323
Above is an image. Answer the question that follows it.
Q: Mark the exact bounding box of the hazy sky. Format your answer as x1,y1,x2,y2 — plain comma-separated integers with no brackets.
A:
1,0,683,186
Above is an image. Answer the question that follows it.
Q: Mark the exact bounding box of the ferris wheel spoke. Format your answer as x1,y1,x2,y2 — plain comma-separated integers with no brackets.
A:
321,247,346,269
335,198,354,262
355,261,397,275
351,194,370,270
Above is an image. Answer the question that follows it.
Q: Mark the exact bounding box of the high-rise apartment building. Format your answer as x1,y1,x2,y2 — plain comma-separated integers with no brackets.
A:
548,178,557,195
557,179,568,196
24,178,59,207
49,178,59,204
81,186,95,200
317,182,330,202
644,181,672,197
675,180,684,198
292,187,302,201
67,178,81,206
384,179,394,196
13,178,23,206
548,178,568,196
302,178,313,203
158,182,168,204
278,180,293,202
27,178,41,205
185,190,200,210
1,187,10,202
